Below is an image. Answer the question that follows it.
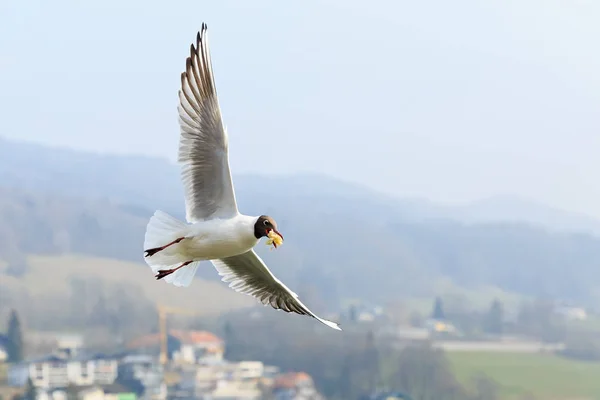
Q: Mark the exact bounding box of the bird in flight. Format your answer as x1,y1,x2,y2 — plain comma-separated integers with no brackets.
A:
143,23,341,331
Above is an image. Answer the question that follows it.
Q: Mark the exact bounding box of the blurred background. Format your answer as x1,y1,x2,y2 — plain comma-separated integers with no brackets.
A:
1,1,600,399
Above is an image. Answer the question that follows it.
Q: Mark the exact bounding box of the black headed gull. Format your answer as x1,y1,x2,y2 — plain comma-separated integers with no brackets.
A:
143,24,341,331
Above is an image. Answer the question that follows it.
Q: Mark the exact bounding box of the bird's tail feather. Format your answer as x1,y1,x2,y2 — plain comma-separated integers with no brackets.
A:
144,210,198,286
144,210,187,249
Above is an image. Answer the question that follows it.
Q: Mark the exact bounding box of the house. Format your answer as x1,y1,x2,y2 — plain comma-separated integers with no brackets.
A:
272,372,323,400
231,361,264,381
190,363,227,393
174,360,275,398
20,355,70,389
171,330,224,364
555,305,588,321
210,378,263,399
117,354,166,400
67,353,119,386
424,318,458,336
7,352,119,389
127,330,224,365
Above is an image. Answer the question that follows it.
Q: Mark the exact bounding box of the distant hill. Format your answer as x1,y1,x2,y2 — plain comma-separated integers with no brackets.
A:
0,253,252,327
448,195,600,236
2,137,600,312
3,136,600,235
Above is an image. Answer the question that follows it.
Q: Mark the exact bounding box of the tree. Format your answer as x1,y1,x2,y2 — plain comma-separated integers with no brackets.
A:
392,344,467,400
348,304,358,322
363,331,381,393
483,299,504,335
516,300,566,342
431,297,445,320
7,309,24,362
65,384,79,400
24,377,36,400
470,374,499,400
223,320,235,359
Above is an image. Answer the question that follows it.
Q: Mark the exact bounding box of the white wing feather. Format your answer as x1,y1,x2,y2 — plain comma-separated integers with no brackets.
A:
211,250,341,330
177,23,238,223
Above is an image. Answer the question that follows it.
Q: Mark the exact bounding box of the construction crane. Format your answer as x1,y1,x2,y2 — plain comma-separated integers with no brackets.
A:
157,304,198,366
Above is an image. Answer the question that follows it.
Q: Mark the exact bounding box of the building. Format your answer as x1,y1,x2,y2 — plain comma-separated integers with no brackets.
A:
231,361,264,381
10,355,70,389
171,330,224,365
210,378,263,399
68,353,119,386
555,305,588,321
424,318,459,336
272,372,323,400
127,330,224,365
7,352,119,389
173,360,278,399
117,354,166,400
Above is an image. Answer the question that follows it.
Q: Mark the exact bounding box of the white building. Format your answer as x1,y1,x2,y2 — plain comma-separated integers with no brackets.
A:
8,353,119,389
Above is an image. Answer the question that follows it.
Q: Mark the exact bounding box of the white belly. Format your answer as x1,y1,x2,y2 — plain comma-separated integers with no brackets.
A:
179,217,258,260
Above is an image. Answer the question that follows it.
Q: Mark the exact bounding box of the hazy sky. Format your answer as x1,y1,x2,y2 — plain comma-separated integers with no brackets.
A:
1,0,599,215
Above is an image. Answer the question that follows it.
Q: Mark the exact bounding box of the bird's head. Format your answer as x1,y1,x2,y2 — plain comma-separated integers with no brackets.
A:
254,215,284,248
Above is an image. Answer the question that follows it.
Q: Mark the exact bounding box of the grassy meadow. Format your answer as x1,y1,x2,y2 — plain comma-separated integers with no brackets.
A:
449,351,600,400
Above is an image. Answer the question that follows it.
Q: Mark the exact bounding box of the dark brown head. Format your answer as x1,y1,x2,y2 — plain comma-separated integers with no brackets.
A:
254,215,284,241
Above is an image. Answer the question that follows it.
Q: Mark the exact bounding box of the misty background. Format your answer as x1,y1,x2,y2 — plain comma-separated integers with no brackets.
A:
2,1,600,400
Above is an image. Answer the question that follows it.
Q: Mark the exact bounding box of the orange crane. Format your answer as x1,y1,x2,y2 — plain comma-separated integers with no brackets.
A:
157,305,198,365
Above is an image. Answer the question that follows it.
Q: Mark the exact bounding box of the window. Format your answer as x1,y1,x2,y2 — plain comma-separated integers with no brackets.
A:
34,364,44,380
80,362,89,378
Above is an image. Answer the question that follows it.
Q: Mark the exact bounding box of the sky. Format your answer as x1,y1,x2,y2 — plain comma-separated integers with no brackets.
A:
1,0,599,216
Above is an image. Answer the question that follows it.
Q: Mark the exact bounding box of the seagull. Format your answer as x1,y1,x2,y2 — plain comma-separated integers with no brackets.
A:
143,23,341,331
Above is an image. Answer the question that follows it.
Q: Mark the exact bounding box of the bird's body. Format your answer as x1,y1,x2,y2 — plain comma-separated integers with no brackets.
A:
142,23,341,331
145,213,258,264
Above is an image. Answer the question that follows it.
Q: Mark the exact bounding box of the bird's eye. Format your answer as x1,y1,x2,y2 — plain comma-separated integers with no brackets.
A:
263,220,270,226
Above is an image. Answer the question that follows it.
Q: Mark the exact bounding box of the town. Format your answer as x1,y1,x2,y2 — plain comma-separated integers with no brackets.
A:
0,309,325,400
0,296,595,400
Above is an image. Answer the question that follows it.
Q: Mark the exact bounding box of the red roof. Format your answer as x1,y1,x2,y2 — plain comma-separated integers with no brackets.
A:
171,330,223,345
274,372,312,389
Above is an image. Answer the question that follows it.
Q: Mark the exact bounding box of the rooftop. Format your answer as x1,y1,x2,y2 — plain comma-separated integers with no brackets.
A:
274,372,312,389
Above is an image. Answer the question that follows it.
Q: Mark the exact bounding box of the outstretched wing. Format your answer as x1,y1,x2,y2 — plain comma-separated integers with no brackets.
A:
177,23,239,222
211,250,341,330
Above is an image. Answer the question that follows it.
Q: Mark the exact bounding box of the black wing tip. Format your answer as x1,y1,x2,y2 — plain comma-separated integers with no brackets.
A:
195,22,208,55
197,23,208,44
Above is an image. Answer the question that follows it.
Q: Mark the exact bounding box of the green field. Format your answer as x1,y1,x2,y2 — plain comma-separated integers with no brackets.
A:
449,352,600,400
